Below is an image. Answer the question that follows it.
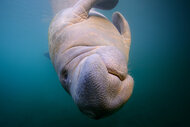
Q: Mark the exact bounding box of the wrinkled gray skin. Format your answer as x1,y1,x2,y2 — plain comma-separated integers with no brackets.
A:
48,0,134,119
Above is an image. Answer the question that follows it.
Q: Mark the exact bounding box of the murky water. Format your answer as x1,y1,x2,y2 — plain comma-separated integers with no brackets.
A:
0,0,189,127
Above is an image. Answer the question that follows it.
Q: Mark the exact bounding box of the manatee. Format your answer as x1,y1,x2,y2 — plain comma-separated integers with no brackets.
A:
48,0,134,119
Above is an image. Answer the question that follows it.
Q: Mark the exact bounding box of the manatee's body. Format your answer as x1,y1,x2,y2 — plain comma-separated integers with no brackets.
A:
49,0,134,119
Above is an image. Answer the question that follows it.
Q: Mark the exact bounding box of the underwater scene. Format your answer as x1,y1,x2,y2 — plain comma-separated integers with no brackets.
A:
0,0,189,127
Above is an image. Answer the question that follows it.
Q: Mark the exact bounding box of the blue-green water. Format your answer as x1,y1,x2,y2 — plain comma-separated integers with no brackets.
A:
0,0,189,127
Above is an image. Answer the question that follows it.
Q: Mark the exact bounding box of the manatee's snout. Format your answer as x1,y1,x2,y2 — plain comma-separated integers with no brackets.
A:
71,46,134,119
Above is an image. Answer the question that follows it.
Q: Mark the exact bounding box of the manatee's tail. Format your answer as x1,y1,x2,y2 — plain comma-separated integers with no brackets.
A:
50,0,119,15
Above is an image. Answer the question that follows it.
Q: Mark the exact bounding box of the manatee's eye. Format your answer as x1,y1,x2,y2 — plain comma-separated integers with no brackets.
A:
60,69,71,94
60,69,68,83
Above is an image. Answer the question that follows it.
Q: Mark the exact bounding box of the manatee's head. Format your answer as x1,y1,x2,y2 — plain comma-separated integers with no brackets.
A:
57,45,134,119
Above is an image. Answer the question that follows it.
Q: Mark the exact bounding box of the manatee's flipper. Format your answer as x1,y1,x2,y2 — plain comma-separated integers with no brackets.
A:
94,0,119,10
50,0,79,14
112,12,131,59
112,12,131,46
89,9,107,19
50,0,118,15
72,0,119,19
44,52,50,60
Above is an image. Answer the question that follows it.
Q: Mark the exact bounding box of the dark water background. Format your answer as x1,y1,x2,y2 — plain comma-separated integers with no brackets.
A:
0,0,189,127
